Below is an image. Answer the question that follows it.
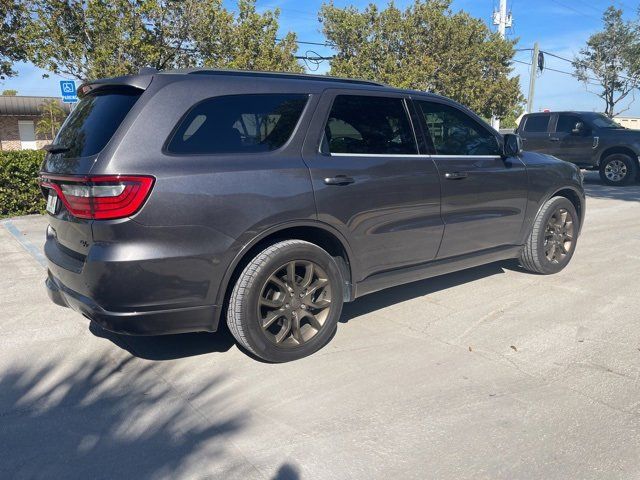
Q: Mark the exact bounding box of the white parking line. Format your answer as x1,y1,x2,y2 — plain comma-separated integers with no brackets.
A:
0,220,47,268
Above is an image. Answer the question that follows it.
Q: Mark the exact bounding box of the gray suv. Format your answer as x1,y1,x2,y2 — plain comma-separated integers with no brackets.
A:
41,70,585,362
517,111,640,186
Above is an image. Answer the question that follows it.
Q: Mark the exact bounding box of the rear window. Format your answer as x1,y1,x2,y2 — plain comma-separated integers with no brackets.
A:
167,94,308,154
523,115,550,133
53,88,141,158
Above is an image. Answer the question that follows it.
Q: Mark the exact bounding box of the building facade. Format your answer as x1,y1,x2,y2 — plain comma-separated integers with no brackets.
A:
614,117,640,130
0,96,71,151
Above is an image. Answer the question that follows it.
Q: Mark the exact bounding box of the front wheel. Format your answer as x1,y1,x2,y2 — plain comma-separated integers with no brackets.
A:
227,240,344,362
599,154,637,186
520,196,579,275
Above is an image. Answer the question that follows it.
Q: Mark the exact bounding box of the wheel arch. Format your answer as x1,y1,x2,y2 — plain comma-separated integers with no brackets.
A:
599,146,639,167
525,185,585,244
215,221,356,323
552,187,584,228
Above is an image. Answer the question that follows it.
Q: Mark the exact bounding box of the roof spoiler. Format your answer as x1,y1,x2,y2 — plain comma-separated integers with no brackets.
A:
78,69,155,98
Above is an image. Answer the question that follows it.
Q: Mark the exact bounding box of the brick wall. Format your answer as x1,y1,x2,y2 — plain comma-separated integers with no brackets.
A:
0,115,52,151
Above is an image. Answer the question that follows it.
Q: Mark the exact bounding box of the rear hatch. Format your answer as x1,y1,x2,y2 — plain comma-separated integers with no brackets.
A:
40,83,147,265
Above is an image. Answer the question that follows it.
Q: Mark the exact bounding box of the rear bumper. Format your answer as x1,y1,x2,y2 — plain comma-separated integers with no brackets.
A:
46,272,220,335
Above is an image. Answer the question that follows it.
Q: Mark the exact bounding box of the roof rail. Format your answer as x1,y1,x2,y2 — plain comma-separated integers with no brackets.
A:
138,67,158,75
182,68,385,87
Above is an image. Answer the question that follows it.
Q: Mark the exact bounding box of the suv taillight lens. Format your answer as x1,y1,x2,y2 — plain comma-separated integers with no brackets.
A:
39,175,154,220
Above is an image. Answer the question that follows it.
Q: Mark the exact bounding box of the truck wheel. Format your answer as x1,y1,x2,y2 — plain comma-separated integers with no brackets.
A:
599,153,637,186
520,196,579,275
227,240,344,362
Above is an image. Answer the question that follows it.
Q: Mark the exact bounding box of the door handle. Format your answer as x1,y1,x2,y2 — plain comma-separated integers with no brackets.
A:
444,172,468,180
549,137,560,142
324,175,355,186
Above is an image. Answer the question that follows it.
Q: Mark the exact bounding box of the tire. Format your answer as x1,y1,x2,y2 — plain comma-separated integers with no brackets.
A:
227,240,344,362
599,153,637,186
520,196,579,275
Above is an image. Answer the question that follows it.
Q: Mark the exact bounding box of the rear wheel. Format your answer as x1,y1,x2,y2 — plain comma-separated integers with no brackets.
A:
599,153,637,186
520,196,579,275
227,240,344,362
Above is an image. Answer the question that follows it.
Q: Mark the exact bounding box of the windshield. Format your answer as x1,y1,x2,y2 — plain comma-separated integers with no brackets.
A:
590,114,625,129
51,88,142,158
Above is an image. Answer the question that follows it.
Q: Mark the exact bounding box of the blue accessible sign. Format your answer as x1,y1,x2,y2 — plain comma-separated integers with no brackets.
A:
59,80,78,103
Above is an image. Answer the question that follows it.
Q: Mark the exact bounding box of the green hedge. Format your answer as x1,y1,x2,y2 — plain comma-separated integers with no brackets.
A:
0,150,46,218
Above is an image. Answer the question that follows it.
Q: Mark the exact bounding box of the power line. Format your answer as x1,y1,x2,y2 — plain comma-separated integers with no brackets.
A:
294,50,334,71
541,50,573,64
540,49,638,84
271,6,320,21
549,0,601,20
576,2,606,14
512,58,600,86
276,38,336,48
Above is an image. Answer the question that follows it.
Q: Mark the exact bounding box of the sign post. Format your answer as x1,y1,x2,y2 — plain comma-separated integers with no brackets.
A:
59,80,78,103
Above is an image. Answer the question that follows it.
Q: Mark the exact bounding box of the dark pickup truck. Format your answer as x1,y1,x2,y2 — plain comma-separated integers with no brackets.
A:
516,111,640,185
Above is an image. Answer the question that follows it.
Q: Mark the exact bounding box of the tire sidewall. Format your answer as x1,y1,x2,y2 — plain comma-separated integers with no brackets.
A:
534,197,579,274
600,154,637,186
239,243,344,362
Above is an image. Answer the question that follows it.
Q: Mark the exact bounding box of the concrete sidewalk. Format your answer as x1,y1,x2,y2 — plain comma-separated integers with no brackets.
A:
1,171,639,479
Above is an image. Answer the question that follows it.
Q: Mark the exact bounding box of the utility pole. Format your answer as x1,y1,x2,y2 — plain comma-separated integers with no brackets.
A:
491,0,512,130
527,42,540,114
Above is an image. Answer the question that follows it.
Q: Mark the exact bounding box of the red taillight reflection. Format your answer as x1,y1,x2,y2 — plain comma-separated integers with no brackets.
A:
39,175,154,220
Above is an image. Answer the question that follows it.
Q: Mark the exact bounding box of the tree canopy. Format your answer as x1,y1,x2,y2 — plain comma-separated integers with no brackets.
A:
319,0,523,119
191,0,301,72
24,0,302,81
573,6,640,117
0,0,29,79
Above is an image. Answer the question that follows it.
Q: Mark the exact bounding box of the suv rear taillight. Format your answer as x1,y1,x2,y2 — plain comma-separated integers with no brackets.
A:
39,175,155,220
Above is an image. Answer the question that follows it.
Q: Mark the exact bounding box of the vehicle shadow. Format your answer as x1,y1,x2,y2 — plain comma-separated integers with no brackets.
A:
90,321,236,361
0,355,249,479
341,261,507,322
582,171,640,202
93,262,512,357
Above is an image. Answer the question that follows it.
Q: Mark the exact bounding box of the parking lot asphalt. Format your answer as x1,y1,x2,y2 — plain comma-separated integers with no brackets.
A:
1,171,639,480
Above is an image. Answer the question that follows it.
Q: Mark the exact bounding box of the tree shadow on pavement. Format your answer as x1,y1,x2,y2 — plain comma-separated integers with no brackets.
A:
341,261,507,322
0,355,253,479
90,321,236,361
582,171,640,202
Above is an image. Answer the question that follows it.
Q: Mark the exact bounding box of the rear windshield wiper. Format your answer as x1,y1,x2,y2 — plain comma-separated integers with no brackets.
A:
43,144,71,154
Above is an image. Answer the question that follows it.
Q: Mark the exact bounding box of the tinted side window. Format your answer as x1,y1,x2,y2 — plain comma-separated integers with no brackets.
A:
417,101,501,156
523,115,550,133
324,95,417,154
556,114,582,133
167,94,308,154
53,88,141,158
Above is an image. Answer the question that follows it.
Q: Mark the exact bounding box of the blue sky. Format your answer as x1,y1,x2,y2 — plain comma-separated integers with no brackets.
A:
3,0,639,116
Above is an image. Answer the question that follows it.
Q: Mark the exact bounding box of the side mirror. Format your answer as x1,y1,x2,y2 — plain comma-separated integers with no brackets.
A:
572,122,585,135
503,133,522,157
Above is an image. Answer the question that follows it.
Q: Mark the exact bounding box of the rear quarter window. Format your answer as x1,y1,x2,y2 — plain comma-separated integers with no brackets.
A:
53,88,142,158
167,94,309,154
523,115,550,133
